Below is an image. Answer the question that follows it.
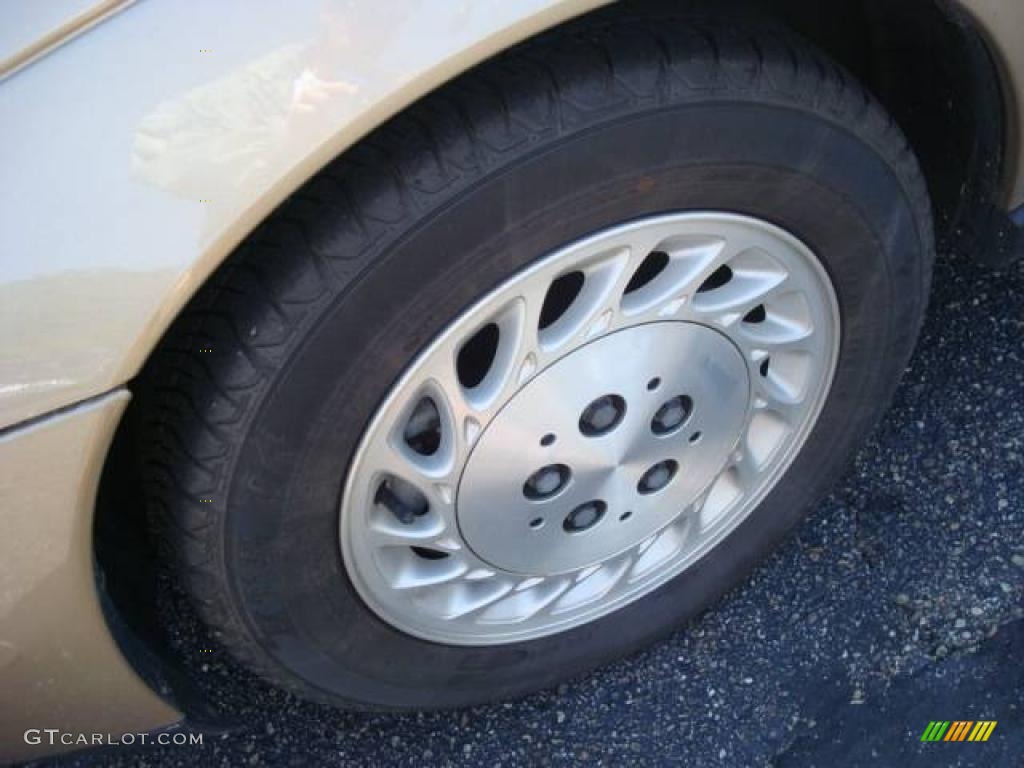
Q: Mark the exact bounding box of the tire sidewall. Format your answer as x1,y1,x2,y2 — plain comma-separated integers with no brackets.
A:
225,103,924,707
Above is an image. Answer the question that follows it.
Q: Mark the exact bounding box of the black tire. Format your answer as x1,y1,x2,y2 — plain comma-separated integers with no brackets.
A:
138,15,933,709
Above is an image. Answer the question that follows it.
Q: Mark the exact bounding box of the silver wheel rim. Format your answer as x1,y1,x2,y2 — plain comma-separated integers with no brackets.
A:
340,212,840,645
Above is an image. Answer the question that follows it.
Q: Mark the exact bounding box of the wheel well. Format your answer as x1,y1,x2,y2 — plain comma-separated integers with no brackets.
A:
760,0,1010,258
581,0,1009,257
93,0,1008,709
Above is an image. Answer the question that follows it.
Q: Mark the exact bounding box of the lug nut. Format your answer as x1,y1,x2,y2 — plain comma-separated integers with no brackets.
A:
579,394,626,436
523,464,571,500
563,500,607,533
652,395,693,435
637,460,679,495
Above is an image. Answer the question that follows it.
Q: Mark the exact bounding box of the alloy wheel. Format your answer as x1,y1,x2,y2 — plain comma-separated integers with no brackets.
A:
340,212,840,644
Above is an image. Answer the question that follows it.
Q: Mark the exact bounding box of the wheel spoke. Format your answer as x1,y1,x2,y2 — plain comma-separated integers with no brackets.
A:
739,290,813,336
754,348,817,403
619,236,727,319
630,518,688,579
551,556,632,614
478,578,571,623
367,509,447,547
536,245,633,352
456,299,528,413
728,443,762,489
752,379,805,423
693,266,789,317
379,548,469,590
414,578,516,619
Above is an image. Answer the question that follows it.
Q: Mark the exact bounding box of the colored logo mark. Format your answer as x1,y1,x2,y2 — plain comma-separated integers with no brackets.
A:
920,721,997,742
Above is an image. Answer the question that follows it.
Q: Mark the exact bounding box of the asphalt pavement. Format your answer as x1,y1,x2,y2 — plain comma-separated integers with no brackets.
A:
50,249,1023,767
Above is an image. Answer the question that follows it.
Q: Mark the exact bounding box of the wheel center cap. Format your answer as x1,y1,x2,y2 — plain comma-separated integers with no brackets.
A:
457,322,751,575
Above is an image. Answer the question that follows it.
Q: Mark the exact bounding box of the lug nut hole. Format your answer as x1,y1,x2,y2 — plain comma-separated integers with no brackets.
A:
529,517,545,530
579,394,626,437
637,460,679,495
619,510,633,522
563,500,607,533
689,431,703,444
647,377,661,391
523,464,571,500
652,395,693,435
540,433,557,447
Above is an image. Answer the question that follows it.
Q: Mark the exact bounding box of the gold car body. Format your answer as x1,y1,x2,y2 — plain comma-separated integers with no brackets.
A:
0,0,1021,759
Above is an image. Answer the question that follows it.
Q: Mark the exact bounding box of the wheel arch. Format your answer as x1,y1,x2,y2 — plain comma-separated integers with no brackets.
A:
120,0,1022,404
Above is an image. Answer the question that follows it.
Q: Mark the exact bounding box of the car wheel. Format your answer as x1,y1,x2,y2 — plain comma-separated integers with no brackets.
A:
140,18,933,708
